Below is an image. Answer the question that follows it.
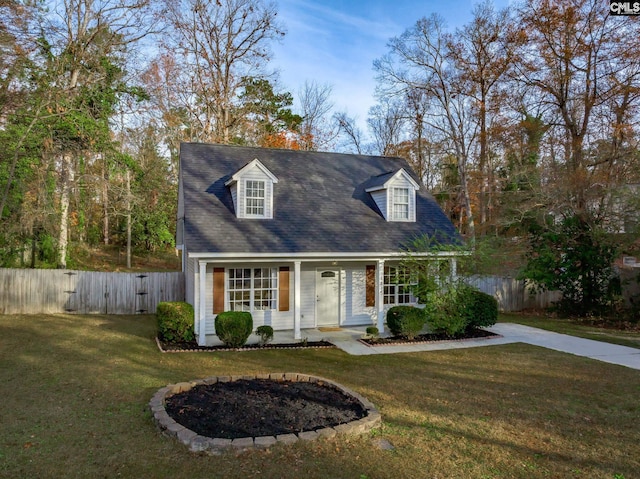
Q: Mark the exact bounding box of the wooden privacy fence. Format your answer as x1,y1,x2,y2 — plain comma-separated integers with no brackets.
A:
0,269,555,315
0,268,184,315
466,275,561,312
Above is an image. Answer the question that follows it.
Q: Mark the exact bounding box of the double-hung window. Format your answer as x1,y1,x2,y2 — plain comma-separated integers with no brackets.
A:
392,187,409,221
228,268,278,311
383,266,416,305
245,180,265,217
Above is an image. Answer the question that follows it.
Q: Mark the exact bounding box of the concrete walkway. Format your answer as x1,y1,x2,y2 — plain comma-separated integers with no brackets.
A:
301,323,640,370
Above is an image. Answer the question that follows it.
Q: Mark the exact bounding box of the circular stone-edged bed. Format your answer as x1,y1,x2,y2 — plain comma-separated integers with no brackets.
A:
149,373,381,454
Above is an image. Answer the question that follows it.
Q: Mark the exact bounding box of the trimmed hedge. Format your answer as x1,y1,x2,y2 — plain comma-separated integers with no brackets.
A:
215,311,253,348
365,326,379,337
156,302,195,343
465,289,499,329
255,325,274,345
386,305,425,339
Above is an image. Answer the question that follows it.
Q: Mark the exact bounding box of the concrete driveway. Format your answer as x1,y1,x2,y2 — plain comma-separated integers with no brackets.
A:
303,323,640,370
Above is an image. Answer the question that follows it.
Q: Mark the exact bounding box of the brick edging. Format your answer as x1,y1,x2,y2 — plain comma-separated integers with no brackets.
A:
359,332,503,347
149,373,381,454
154,337,336,353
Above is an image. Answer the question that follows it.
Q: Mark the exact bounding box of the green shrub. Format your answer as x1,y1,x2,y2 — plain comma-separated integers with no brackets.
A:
520,214,619,317
386,306,425,339
426,309,468,336
421,283,496,336
465,290,498,329
255,325,274,345
156,301,195,343
365,326,379,337
215,311,253,348
423,286,469,337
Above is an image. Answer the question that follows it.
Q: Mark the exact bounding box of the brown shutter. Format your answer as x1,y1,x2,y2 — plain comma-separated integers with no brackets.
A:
366,265,376,307
213,268,225,314
279,266,290,311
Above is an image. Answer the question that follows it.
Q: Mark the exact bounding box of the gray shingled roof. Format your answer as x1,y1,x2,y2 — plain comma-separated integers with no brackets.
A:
179,143,460,254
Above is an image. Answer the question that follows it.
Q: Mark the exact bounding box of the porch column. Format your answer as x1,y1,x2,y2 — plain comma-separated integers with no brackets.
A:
450,257,457,281
376,259,385,333
293,261,301,340
198,260,207,346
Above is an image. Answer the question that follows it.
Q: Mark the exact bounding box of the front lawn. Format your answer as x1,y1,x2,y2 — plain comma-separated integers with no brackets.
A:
1,314,638,479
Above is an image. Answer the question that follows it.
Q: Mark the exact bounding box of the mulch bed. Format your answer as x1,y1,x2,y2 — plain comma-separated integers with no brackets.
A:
156,337,335,352
164,378,366,439
360,328,499,346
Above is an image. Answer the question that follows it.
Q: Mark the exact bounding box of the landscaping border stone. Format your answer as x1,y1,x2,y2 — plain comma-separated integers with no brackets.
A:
155,337,336,353
150,372,381,454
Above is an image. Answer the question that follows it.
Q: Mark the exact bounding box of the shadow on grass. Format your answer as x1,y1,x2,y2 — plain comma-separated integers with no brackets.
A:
1,314,638,479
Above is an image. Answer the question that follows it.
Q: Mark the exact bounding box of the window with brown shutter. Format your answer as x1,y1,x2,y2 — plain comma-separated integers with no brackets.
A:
213,268,225,313
279,267,290,311
366,264,376,307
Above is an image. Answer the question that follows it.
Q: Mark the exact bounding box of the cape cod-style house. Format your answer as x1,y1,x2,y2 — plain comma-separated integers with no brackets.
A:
177,143,461,345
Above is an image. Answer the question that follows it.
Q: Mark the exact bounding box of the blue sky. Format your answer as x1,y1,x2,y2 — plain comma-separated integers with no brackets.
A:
272,0,511,130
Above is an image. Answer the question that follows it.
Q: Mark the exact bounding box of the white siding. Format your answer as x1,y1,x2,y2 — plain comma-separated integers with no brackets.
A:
343,265,376,326
302,263,377,328
236,168,274,219
371,190,387,219
190,257,202,336
230,186,238,215
203,264,215,334
194,261,391,340
300,266,317,328
201,263,294,336
265,181,273,218
370,175,416,222
185,257,195,306
388,176,416,222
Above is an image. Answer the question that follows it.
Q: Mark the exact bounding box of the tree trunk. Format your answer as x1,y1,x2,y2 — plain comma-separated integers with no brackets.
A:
126,168,132,269
479,94,488,228
102,159,109,245
57,154,73,269
457,155,476,243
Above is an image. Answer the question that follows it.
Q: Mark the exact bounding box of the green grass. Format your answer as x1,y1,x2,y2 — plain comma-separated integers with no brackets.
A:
500,313,640,349
1,314,639,479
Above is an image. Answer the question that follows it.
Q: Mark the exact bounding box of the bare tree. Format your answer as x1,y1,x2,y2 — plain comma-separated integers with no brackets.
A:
447,0,516,230
374,14,477,241
367,97,405,156
160,0,284,144
297,80,336,151
516,0,640,221
333,111,364,154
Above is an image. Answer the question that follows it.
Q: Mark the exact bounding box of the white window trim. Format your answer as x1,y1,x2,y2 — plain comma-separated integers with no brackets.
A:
244,179,266,218
383,266,417,305
227,267,278,312
225,158,278,220
391,187,410,221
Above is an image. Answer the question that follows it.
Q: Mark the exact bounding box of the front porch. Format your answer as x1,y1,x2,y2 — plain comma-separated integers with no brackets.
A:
190,254,460,346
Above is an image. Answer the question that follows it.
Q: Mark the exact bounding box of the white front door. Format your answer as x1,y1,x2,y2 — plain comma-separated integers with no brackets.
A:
316,269,340,326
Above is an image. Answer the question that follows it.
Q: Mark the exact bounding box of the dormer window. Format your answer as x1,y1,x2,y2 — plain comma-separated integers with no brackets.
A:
392,187,409,221
365,168,419,222
225,158,278,219
245,180,265,216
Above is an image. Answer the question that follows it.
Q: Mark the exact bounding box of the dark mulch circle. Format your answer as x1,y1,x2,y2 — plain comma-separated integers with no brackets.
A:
360,327,499,346
164,379,367,439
